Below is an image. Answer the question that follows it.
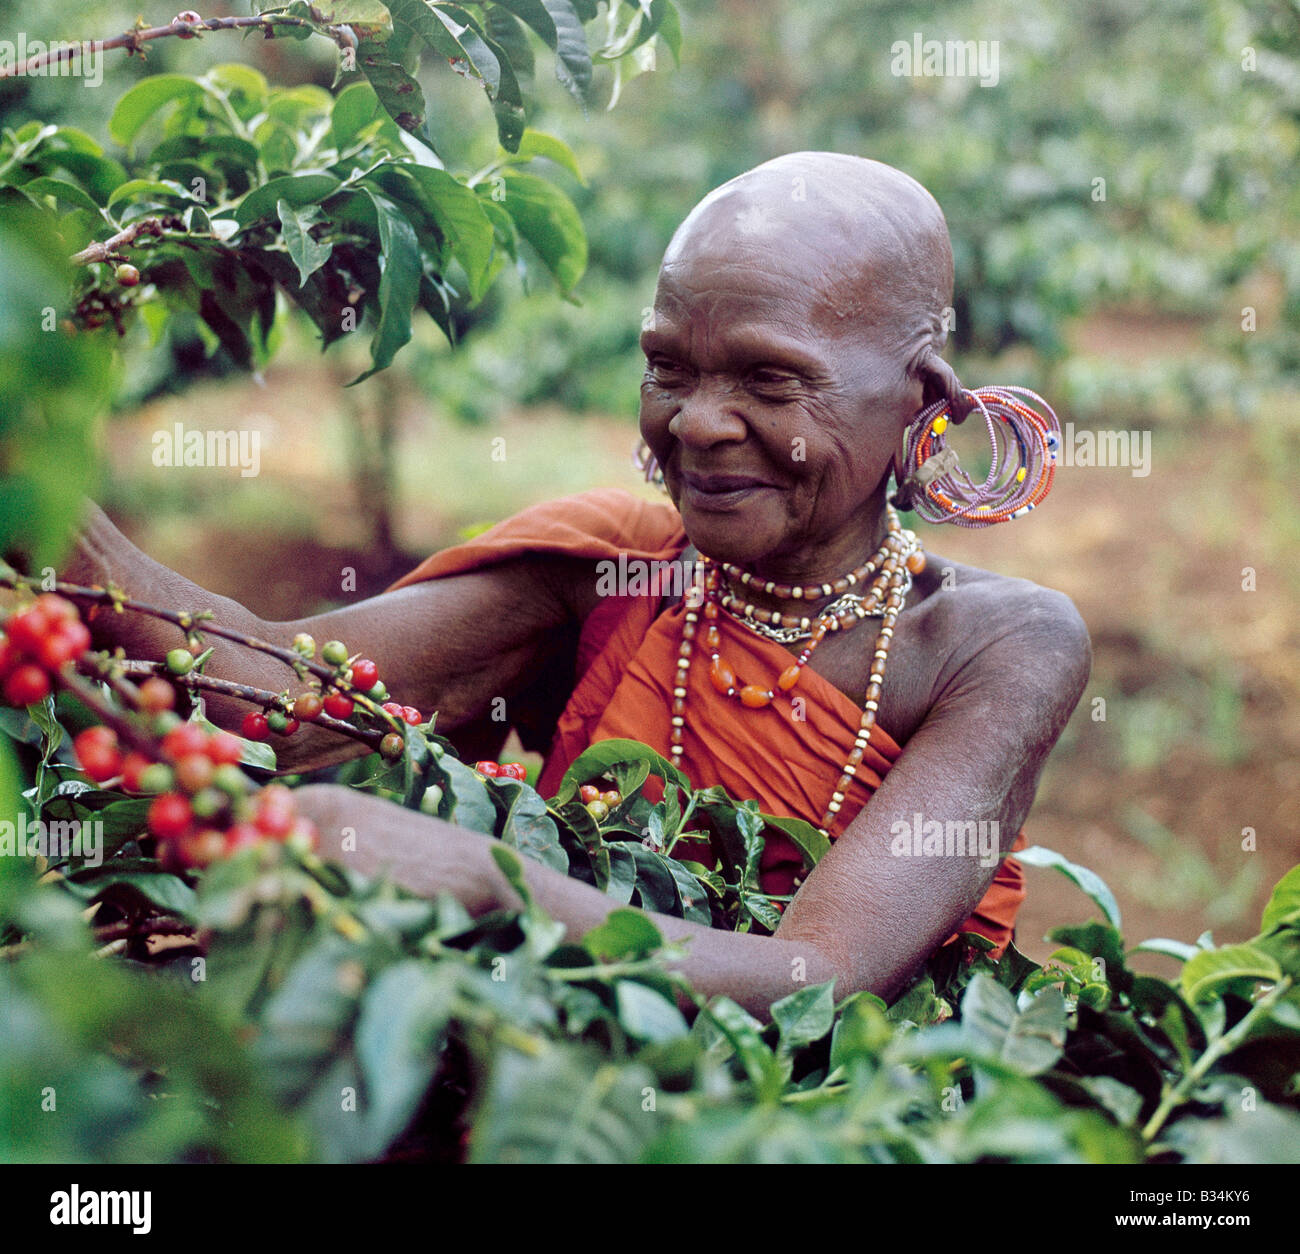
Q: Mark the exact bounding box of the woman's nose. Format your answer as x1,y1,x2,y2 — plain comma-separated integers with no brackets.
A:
668,377,748,447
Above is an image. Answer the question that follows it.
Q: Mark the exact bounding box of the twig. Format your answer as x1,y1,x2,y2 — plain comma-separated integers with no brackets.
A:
114,658,389,751
0,13,325,82
69,217,170,266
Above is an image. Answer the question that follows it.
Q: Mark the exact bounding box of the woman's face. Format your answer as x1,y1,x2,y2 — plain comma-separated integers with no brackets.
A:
639,234,922,579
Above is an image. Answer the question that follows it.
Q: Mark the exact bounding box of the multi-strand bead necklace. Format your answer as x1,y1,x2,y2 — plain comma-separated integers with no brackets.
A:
670,506,926,838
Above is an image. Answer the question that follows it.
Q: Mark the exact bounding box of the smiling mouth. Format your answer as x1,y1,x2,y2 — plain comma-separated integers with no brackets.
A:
678,473,774,511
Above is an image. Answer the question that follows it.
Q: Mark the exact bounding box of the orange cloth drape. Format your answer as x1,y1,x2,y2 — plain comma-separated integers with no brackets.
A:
389,489,1026,953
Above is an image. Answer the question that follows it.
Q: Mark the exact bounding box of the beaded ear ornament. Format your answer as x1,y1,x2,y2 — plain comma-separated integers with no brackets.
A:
890,385,1060,526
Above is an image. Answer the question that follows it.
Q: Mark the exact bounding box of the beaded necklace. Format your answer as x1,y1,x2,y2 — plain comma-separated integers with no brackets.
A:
670,507,926,838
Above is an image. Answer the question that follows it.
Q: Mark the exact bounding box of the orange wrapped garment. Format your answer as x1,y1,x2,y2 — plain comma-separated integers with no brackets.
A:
389,488,1026,953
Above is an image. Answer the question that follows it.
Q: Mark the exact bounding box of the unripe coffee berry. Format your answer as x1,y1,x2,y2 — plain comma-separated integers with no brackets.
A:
419,784,443,814
189,786,227,820
116,263,140,287
211,763,247,795
585,799,610,822
138,763,175,794
579,785,600,804
321,640,349,666
266,709,289,734
367,682,388,702
379,732,405,760
292,632,316,658
165,647,194,675
293,692,323,721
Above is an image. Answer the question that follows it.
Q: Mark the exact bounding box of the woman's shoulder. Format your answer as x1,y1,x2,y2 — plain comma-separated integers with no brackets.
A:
909,556,1091,688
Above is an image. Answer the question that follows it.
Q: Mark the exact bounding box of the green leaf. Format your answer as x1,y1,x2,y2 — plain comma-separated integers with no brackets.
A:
1180,942,1282,1003
1130,937,1198,963
961,975,1067,1075
490,778,568,872
615,981,687,1042
498,168,586,291
17,177,102,214
276,199,334,287
583,906,663,961
401,166,495,301
353,37,431,140
1261,864,1300,934
353,960,454,1156
331,81,384,151
350,188,421,382
1014,844,1121,929
554,739,689,803
490,843,532,907
770,980,836,1055
496,0,592,103
108,76,206,149
233,174,342,227
469,1048,657,1163
105,178,188,210
705,997,790,1101
308,0,395,41
761,813,829,869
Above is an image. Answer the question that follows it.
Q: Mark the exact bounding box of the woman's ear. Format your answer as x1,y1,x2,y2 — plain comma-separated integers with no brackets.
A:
917,347,974,422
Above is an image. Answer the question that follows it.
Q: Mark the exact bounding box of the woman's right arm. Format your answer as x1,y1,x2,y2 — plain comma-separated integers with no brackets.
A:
59,502,590,772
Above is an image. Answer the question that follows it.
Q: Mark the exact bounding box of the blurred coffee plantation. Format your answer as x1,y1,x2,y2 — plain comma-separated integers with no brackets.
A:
2,0,1298,963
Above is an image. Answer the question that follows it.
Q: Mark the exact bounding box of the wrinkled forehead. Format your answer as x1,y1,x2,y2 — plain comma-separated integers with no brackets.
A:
657,154,952,333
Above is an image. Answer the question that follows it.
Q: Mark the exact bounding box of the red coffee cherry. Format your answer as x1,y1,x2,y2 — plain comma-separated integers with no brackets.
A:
73,727,123,783
241,712,270,741
173,753,215,795
379,732,405,760
161,723,209,761
499,763,527,781
147,792,192,840
579,785,600,804
350,658,379,690
4,664,51,706
401,706,421,726
116,263,141,287
322,692,354,720
177,828,227,868
206,731,243,765
35,619,91,671
293,693,323,722
138,676,176,712
121,751,154,793
474,761,500,777
224,822,263,854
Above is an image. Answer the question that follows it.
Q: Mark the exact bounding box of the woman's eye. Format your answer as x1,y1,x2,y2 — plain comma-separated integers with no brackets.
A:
748,369,799,393
647,357,688,381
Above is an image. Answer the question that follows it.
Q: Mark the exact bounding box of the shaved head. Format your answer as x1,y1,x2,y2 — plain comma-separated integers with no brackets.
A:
660,152,967,415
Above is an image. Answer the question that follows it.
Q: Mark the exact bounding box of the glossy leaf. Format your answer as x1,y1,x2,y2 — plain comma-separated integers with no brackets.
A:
1015,844,1122,929
276,199,334,287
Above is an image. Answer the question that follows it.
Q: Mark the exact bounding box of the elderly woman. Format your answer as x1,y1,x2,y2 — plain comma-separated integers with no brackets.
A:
66,153,1090,1018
